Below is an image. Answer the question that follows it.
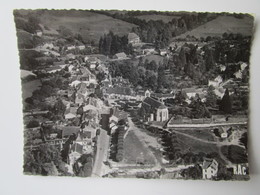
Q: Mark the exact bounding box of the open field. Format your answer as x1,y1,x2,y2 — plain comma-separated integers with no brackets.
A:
16,30,34,48
174,15,254,39
175,129,215,142
175,133,219,154
38,10,137,44
122,130,156,165
21,79,42,100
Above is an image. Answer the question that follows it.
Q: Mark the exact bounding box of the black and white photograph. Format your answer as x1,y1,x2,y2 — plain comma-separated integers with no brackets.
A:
13,9,254,181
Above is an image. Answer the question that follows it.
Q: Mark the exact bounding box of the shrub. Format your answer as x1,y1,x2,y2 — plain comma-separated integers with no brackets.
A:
26,120,40,128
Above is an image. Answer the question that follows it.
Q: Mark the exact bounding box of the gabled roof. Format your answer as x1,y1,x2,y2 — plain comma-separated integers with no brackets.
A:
77,82,88,94
60,126,80,137
86,56,98,62
202,158,218,170
66,53,75,59
83,104,98,112
64,113,76,119
45,65,63,72
143,97,165,109
70,80,81,87
80,67,95,78
151,93,174,98
112,108,128,120
128,32,139,40
136,90,145,96
85,54,108,62
106,86,133,96
114,52,127,59
53,61,66,65
71,142,83,154
83,126,96,139
64,107,78,115
90,64,96,69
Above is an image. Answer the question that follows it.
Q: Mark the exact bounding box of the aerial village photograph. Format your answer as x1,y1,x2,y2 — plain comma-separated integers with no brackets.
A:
14,9,253,180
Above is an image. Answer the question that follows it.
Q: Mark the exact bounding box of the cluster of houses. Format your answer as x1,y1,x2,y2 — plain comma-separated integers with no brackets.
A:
24,27,249,179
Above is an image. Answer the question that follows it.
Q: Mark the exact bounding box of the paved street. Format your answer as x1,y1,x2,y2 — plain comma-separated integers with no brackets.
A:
91,129,110,177
166,122,247,128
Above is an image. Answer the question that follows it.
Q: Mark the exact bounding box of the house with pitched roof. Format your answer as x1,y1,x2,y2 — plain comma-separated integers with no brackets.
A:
141,97,169,122
60,126,80,138
159,49,168,56
135,89,151,101
77,83,89,97
67,45,76,50
109,108,128,134
35,30,43,37
97,64,109,74
109,108,128,123
113,52,127,60
151,92,174,102
77,44,85,50
66,53,76,60
79,67,97,83
84,56,101,64
128,32,140,44
202,158,218,179
208,75,223,88
181,88,207,103
104,86,135,100
64,107,78,120
75,93,85,105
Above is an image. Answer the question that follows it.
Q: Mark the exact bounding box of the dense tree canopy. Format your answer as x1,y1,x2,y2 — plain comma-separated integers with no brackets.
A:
220,89,232,114
24,143,67,176
99,31,133,56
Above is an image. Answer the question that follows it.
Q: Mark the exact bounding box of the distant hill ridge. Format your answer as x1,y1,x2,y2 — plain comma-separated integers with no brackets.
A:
174,15,254,39
35,10,137,44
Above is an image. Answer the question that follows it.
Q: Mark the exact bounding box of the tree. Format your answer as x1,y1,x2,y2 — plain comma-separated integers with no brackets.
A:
52,98,66,116
74,154,93,177
26,120,39,128
61,133,77,163
59,26,73,38
99,32,133,56
205,85,218,107
204,46,215,71
219,89,232,114
77,104,84,116
145,70,158,90
180,164,202,179
174,91,186,105
205,36,212,42
78,162,92,177
189,95,211,118
24,143,64,176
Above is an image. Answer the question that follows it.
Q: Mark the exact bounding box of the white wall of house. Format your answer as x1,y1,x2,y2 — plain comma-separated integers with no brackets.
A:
129,37,140,44
156,108,169,122
150,113,154,121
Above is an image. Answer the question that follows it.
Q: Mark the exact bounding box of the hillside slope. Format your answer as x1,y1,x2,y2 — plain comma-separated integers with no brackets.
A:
38,10,137,44
174,15,254,39
136,15,181,22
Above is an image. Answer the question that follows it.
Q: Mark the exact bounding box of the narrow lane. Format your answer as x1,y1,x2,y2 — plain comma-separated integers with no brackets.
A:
91,129,110,177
